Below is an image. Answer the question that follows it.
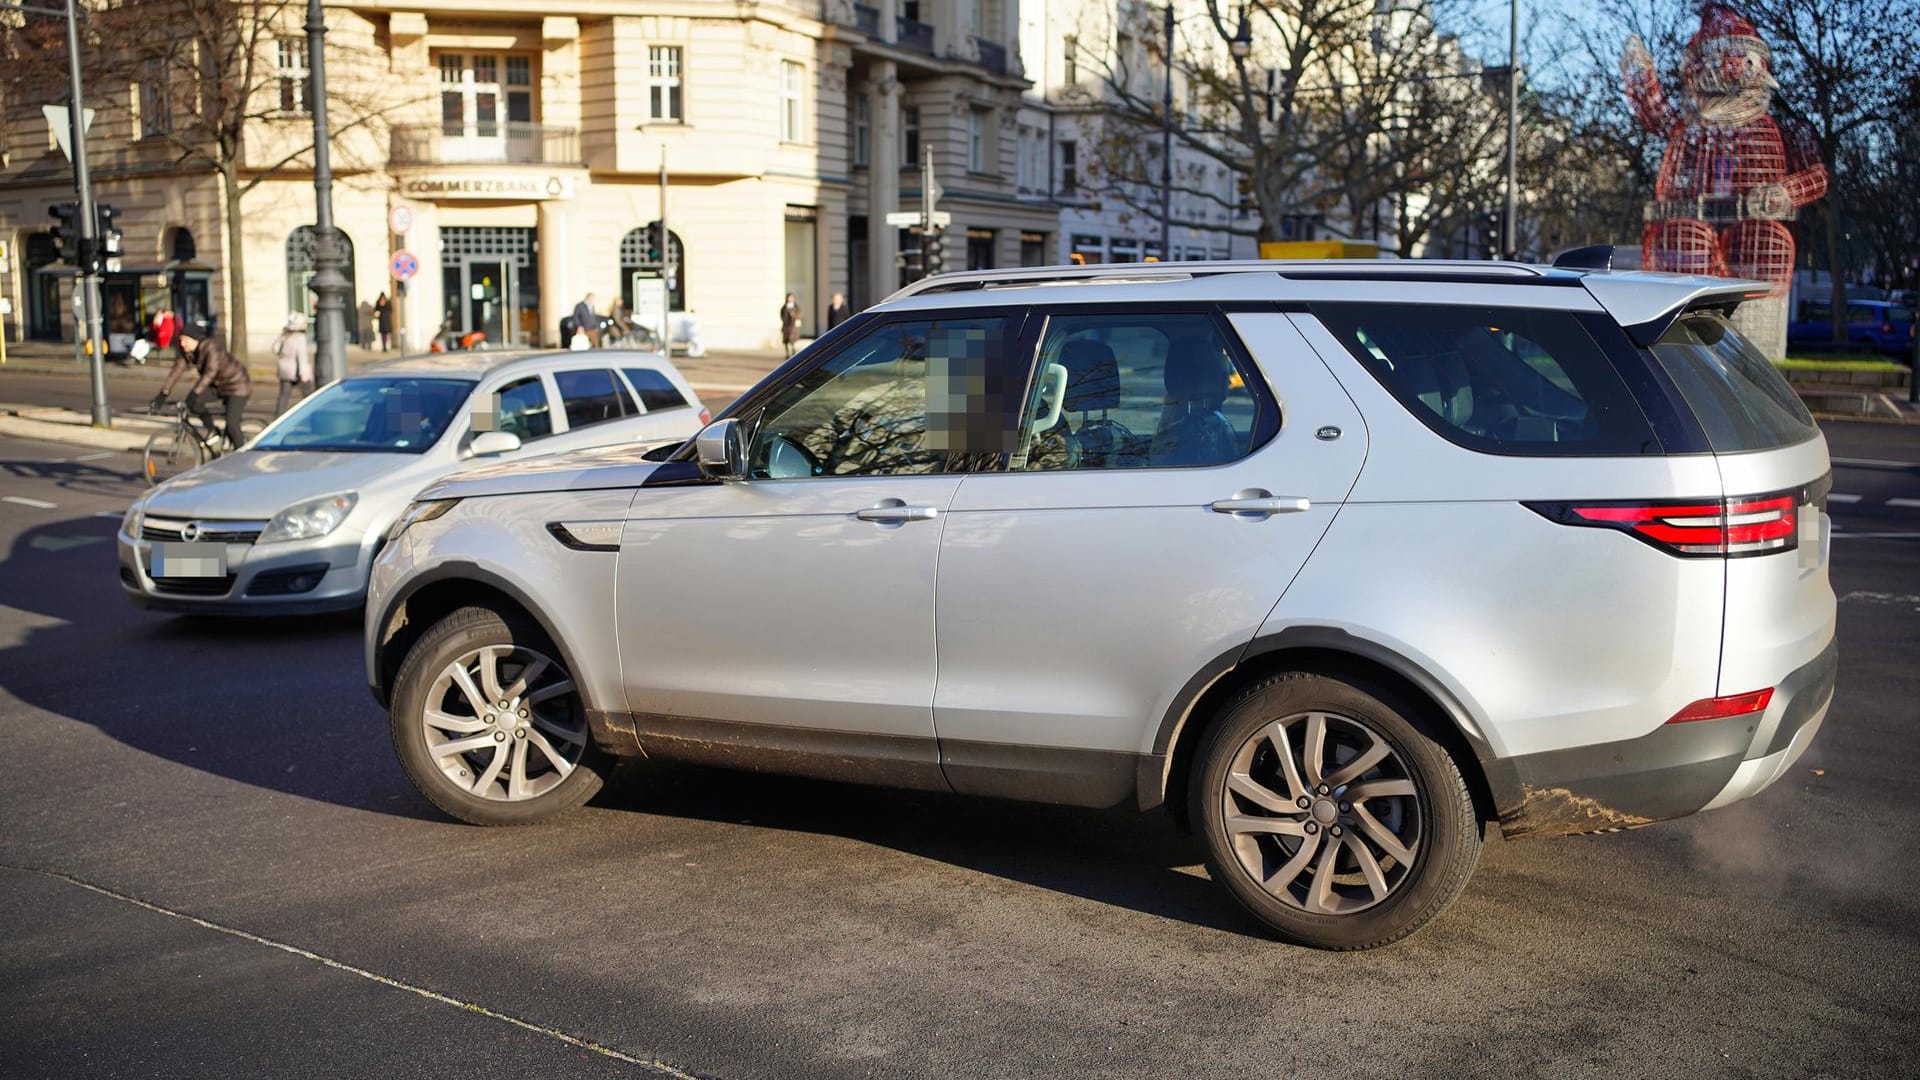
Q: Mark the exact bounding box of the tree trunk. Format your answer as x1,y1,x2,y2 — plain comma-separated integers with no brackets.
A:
1824,198,1846,347
220,161,249,360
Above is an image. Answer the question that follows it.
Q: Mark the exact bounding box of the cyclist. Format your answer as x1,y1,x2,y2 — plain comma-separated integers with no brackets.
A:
151,320,252,449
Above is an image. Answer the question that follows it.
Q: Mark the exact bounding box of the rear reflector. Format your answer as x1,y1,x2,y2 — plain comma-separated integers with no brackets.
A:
1667,688,1774,724
1526,490,1802,558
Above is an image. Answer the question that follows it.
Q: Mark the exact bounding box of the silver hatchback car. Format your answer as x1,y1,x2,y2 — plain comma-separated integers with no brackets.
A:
367,261,1835,949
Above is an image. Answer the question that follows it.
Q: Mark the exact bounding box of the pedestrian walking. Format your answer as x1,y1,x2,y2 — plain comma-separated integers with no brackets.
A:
826,292,851,331
374,292,393,352
607,297,634,346
572,292,601,349
779,293,802,358
272,312,314,416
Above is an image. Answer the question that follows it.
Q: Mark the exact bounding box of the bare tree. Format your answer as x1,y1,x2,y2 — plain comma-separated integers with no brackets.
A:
2,0,399,354
1074,0,1505,250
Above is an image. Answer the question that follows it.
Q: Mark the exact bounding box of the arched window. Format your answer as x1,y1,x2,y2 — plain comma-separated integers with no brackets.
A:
619,223,685,313
286,226,359,342
166,226,196,262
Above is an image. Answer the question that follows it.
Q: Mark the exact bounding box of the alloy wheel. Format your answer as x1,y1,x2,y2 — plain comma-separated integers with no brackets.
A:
421,644,587,801
1220,710,1423,915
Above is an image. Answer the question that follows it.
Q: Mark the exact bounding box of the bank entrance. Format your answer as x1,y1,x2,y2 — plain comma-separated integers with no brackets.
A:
439,226,538,347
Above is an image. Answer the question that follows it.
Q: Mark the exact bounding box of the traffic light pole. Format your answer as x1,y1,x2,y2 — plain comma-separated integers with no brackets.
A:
64,0,108,427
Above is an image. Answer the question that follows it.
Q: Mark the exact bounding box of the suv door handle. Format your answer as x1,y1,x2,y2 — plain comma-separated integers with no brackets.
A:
855,499,940,524
1210,491,1311,516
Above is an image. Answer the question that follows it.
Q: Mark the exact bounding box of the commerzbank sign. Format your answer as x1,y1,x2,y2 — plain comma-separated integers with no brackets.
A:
400,173,576,201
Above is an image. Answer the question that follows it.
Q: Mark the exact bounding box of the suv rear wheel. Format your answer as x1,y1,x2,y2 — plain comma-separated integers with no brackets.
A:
1191,672,1480,949
389,606,608,825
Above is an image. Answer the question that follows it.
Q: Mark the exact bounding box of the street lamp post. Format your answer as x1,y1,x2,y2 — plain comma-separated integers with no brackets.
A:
62,0,109,427
1504,0,1519,261
1160,4,1174,262
306,0,350,385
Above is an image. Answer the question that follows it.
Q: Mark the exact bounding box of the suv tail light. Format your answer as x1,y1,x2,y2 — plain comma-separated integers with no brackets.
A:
1526,491,1802,558
1667,687,1774,724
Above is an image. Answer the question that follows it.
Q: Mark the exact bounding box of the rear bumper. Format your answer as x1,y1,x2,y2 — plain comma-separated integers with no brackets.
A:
1500,638,1836,839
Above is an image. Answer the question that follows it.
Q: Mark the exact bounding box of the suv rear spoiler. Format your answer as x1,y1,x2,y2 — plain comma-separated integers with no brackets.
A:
1580,272,1774,347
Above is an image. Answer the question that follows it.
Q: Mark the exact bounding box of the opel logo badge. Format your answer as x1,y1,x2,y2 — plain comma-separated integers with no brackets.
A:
182,521,203,542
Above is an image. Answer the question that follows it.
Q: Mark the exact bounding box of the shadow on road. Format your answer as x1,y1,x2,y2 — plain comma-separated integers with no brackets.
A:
0,512,1257,934
0,458,144,500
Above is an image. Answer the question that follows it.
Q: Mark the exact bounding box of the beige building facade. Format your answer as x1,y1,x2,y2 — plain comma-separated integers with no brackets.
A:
0,1,1048,358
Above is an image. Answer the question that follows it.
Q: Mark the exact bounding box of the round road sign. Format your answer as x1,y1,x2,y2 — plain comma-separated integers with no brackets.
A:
391,250,419,281
388,203,415,235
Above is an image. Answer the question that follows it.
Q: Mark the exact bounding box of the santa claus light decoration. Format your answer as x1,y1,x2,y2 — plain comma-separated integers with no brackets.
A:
1622,3,1827,358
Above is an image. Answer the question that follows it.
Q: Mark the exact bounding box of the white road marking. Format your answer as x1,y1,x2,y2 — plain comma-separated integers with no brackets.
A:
1833,532,1920,540
1,495,57,510
3,863,699,1077
74,451,115,461
93,510,125,519
1832,456,1920,469
1886,498,1920,509
1827,493,1863,503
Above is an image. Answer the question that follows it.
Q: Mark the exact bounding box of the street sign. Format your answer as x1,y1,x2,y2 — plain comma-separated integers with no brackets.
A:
0,239,9,274
884,211,951,228
391,250,419,281
388,203,415,236
41,104,94,164
0,297,12,316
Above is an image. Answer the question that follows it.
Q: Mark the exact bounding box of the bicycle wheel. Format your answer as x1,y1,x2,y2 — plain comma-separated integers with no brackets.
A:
143,426,205,487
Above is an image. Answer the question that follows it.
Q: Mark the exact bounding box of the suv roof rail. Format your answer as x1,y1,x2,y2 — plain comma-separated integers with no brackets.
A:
885,259,1551,302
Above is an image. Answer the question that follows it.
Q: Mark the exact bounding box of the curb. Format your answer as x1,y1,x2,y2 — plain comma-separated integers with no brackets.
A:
0,413,153,453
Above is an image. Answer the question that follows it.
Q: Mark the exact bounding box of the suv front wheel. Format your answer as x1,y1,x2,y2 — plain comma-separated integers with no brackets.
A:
1191,672,1480,949
389,606,608,825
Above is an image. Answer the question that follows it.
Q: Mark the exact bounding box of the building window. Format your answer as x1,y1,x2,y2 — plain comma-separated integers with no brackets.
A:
1063,36,1077,85
1020,231,1049,267
276,37,309,116
1059,140,1078,194
967,108,988,172
780,60,805,142
852,93,870,166
901,105,920,166
506,55,532,123
967,228,996,271
138,59,172,138
647,46,682,123
1070,233,1103,264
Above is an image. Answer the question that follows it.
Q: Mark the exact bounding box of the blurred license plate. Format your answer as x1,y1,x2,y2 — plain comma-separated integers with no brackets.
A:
151,541,226,578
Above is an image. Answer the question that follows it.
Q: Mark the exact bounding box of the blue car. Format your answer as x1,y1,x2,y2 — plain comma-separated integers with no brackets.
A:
1789,299,1916,355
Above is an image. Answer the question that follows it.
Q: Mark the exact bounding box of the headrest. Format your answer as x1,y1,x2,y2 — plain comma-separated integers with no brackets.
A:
1163,341,1232,404
1058,339,1120,410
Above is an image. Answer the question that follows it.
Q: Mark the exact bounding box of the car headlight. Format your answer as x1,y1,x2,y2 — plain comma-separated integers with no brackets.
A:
258,492,359,544
121,498,145,537
386,498,459,543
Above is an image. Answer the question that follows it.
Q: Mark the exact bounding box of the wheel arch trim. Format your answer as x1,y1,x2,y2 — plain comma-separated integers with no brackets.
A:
370,561,598,714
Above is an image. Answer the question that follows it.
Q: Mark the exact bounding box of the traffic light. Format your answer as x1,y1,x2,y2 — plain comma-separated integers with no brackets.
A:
642,221,662,262
95,204,122,266
48,202,79,264
923,227,944,275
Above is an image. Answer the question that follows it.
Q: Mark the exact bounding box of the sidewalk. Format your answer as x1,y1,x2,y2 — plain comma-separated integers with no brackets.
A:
0,403,171,453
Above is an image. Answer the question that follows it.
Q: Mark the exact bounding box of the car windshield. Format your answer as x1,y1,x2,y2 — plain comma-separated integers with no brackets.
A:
252,377,475,454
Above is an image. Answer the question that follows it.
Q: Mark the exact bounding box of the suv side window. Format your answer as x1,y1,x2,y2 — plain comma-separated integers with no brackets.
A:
748,315,1021,478
1010,311,1268,471
1314,304,1660,456
554,368,629,430
621,367,688,412
492,375,553,441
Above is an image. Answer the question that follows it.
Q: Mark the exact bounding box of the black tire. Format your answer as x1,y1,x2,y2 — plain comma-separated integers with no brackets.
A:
389,605,608,825
1190,672,1480,950
143,427,204,487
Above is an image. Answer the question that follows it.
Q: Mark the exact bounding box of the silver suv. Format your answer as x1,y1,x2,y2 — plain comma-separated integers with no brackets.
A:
366,262,1836,949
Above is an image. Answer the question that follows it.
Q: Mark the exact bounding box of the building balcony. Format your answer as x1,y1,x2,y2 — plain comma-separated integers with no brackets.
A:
389,123,582,168
853,3,880,36
973,37,1007,75
896,17,934,54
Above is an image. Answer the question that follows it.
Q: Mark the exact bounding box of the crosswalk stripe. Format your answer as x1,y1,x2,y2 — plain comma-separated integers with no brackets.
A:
2,495,58,510
1888,498,1920,509
1828,493,1862,503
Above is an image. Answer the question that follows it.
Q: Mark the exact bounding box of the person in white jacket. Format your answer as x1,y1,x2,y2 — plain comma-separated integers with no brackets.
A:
272,312,314,417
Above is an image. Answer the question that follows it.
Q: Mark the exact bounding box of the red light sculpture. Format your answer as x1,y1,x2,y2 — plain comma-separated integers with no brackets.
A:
1622,3,1827,358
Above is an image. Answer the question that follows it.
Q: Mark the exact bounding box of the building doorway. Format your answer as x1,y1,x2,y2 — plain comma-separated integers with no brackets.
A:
618,223,685,313
25,232,61,340
439,226,537,346
783,205,817,334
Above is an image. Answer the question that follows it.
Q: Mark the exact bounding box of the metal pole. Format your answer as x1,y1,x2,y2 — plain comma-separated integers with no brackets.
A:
307,0,350,385
64,0,108,427
1161,3,1174,261
1909,310,1918,405
1504,0,1519,261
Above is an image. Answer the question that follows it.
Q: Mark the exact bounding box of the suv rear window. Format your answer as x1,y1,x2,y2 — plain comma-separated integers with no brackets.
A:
1314,304,1660,456
1651,314,1817,452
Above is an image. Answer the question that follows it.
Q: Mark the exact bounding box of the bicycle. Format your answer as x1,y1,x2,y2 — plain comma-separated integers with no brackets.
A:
141,401,265,487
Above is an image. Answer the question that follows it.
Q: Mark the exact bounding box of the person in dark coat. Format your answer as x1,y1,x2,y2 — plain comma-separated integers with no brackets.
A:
573,293,601,348
153,320,252,447
779,293,802,357
374,292,394,351
826,292,851,331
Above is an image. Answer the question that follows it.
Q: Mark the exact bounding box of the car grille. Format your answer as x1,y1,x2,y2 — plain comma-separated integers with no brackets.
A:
141,517,268,545
150,574,237,597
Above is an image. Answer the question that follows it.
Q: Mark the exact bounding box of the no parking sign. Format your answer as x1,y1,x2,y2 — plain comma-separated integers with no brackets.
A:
391,250,419,281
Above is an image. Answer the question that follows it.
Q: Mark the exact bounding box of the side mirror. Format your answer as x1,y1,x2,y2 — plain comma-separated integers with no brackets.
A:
694,418,747,481
470,430,522,457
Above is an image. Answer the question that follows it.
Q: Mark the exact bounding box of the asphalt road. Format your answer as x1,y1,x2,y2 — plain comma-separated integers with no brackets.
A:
1,424,1917,1079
